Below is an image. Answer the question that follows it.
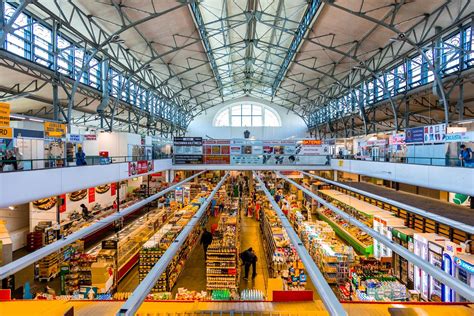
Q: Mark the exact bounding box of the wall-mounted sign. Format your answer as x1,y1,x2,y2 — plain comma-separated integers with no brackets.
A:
44,122,67,138
0,127,12,139
84,134,97,141
405,127,424,143
88,187,95,203
0,103,10,127
389,133,405,145
454,257,474,274
67,134,82,143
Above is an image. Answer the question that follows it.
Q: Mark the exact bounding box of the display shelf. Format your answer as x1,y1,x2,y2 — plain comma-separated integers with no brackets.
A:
205,208,239,291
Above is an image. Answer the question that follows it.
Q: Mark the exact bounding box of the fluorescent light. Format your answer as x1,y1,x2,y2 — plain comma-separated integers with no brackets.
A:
29,118,44,123
8,206,14,210
10,115,25,120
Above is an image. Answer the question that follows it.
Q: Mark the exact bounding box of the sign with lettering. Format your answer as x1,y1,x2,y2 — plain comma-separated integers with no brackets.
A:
0,127,12,139
44,122,67,138
84,134,97,141
0,103,10,127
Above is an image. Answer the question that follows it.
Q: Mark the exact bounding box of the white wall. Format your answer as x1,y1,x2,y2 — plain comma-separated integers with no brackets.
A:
96,132,141,157
331,159,474,196
0,158,172,208
186,97,308,139
0,204,29,251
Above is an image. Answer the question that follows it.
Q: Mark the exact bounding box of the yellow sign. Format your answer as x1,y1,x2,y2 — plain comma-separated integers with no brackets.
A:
338,160,344,167
0,127,12,139
44,122,67,138
0,103,10,127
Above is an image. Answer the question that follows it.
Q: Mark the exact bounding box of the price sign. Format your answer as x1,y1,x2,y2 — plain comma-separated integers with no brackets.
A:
0,103,10,127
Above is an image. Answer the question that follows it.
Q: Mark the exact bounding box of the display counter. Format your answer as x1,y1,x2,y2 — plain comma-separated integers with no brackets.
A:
317,207,373,255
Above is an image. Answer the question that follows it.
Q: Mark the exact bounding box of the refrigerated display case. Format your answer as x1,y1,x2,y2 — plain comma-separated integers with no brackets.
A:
392,227,416,288
372,215,405,259
454,253,474,302
442,242,464,302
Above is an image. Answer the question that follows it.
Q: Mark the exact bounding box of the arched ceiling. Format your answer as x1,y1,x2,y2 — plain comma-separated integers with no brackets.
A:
2,0,472,130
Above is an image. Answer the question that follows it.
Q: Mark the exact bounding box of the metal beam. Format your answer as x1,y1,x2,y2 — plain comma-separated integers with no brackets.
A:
253,172,346,316
271,0,324,95
277,171,474,302
0,170,205,280
117,172,229,316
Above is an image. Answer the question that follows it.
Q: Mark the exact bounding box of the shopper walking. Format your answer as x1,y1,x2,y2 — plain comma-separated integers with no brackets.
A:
200,228,213,258
240,247,257,280
80,204,90,220
459,144,473,167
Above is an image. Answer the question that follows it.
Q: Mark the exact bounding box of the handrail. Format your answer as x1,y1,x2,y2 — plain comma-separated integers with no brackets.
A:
0,170,205,280
277,171,474,302
0,154,172,173
117,172,229,316
254,172,346,316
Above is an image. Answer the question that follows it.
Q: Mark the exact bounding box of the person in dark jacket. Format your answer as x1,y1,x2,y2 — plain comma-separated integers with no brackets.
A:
240,247,257,280
200,228,213,257
76,147,87,166
80,204,90,220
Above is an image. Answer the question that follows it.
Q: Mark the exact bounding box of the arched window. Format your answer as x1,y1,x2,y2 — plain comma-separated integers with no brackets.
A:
213,103,281,127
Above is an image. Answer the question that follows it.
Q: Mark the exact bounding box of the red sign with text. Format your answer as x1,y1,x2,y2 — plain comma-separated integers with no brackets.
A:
88,188,95,203
111,183,116,196
59,194,66,213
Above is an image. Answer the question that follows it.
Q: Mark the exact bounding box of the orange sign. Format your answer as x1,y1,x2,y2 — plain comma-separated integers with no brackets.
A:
0,103,10,127
0,127,12,139
302,139,322,145
44,122,67,138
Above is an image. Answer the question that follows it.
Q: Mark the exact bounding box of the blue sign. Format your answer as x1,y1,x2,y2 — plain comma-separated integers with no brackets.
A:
405,127,424,143
455,257,474,274
67,134,82,143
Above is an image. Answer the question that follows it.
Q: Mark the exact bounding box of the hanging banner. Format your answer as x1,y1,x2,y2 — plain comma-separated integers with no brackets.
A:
0,103,10,127
44,122,67,139
111,182,117,196
405,127,425,143
88,188,95,203
424,123,446,143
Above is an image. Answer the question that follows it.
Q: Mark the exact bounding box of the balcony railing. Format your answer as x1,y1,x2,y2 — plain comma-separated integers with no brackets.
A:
335,155,473,168
0,154,172,173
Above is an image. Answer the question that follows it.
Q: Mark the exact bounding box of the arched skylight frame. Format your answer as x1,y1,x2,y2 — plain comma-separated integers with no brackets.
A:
213,102,282,127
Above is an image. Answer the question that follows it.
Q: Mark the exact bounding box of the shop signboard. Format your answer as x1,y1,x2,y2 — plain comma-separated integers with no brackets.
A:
443,132,474,143
67,134,82,143
128,160,154,176
44,122,67,139
84,134,97,141
174,155,203,164
230,154,263,165
0,127,12,139
88,188,95,203
324,138,336,145
424,123,446,143
297,143,330,155
203,155,230,164
173,137,203,155
202,139,230,164
405,127,424,143
0,103,10,127
389,133,405,145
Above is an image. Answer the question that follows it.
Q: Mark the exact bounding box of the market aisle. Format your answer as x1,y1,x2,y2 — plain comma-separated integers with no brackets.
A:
239,212,268,296
169,214,220,295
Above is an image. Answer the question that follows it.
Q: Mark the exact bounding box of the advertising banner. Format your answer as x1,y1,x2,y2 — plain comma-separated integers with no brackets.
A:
174,155,203,164
424,123,446,143
443,131,474,143
128,160,154,176
44,122,67,139
389,133,405,145
203,139,230,164
0,103,10,127
405,127,424,143
297,143,330,155
111,182,117,196
204,155,230,164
